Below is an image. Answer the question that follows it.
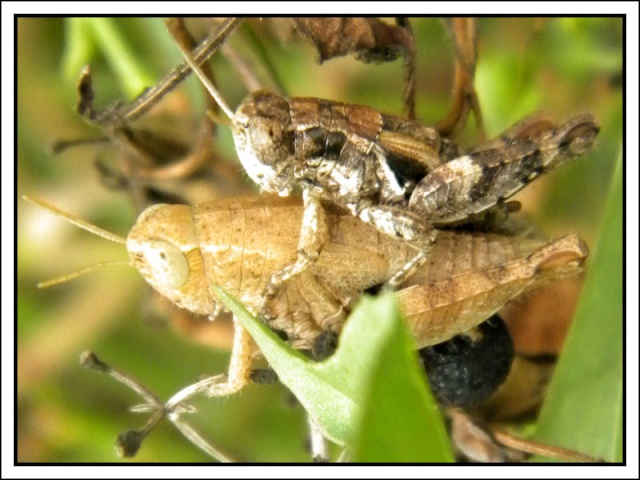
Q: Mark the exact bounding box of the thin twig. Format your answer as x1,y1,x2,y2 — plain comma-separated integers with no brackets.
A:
80,351,234,462
492,429,604,463
81,18,241,128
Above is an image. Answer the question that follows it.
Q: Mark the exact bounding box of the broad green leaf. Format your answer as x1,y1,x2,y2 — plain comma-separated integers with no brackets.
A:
531,150,623,462
212,286,453,461
350,298,454,462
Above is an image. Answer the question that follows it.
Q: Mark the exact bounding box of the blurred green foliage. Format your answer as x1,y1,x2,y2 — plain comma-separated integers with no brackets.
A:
532,151,623,462
17,17,622,463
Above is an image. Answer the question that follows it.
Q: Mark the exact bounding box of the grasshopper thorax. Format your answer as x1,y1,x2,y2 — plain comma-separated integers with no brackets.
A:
232,91,297,195
127,204,216,316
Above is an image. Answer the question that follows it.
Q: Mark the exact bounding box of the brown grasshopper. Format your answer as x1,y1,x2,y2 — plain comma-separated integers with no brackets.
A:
172,29,599,313
119,194,588,352
23,193,590,461
24,194,587,403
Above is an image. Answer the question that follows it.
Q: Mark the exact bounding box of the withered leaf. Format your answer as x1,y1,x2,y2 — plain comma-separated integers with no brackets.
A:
293,17,413,63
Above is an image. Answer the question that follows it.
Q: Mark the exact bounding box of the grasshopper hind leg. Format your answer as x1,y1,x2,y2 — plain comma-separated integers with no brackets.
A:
356,203,437,288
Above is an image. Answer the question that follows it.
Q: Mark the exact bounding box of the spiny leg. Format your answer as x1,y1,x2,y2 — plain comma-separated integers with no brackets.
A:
168,316,255,402
385,248,430,288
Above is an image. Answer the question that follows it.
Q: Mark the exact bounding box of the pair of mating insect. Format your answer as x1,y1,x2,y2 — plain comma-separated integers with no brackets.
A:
169,30,597,308
27,19,599,461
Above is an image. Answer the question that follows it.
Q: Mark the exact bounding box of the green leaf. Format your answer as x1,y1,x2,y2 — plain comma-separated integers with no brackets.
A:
61,18,96,81
212,286,453,461
531,149,623,462
61,18,156,97
350,299,454,462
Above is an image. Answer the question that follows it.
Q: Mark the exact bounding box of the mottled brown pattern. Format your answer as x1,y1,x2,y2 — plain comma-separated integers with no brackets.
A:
408,114,599,224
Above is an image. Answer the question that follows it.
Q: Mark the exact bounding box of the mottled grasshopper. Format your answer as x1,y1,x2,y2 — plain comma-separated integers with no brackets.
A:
173,29,599,312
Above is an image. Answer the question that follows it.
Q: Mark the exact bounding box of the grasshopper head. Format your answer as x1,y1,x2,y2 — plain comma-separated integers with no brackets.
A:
233,91,297,195
127,204,216,316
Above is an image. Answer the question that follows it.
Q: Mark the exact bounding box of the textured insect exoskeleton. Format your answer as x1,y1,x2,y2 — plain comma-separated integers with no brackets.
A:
172,28,599,317
24,192,591,462
25,193,588,377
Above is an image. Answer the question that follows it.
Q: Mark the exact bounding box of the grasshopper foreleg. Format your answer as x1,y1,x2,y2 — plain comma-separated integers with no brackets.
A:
203,317,254,398
259,191,330,320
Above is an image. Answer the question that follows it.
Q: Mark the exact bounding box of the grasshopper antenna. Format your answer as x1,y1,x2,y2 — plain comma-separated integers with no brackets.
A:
22,195,131,287
168,25,235,121
35,261,131,288
23,195,127,245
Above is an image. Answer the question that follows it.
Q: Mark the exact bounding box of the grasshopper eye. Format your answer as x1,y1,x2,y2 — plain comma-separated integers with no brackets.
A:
233,112,250,130
138,239,190,290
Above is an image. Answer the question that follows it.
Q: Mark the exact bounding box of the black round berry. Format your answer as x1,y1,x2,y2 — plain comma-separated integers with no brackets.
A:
418,314,514,408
